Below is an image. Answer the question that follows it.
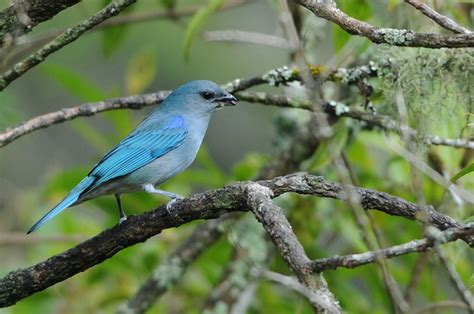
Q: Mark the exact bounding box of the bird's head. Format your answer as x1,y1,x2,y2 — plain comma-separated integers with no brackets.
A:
164,80,237,114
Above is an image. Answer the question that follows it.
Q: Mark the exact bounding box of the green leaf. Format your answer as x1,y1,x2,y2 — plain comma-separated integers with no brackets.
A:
308,121,349,171
183,0,225,59
125,49,157,94
102,25,129,57
337,0,372,19
70,119,111,151
159,0,176,10
333,0,372,51
0,92,20,128
41,63,106,101
450,162,474,183
103,110,134,138
233,153,268,181
100,0,134,57
387,0,401,9
333,26,351,52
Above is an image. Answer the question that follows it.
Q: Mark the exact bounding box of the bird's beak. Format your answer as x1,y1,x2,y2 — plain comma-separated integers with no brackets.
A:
214,94,237,108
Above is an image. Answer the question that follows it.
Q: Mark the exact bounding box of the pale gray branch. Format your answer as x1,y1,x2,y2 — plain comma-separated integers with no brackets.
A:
404,0,471,34
437,247,474,311
245,183,341,313
0,0,138,92
293,0,474,48
204,30,291,49
309,224,474,273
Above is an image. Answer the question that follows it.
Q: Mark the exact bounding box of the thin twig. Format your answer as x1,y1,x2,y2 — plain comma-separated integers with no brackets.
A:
403,0,471,34
0,0,81,46
204,30,291,49
101,0,251,28
403,252,431,303
436,247,474,311
2,88,473,152
259,269,308,296
0,0,138,92
293,0,474,48
412,301,470,314
386,138,474,204
309,224,474,273
237,91,474,150
0,0,252,71
0,62,380,148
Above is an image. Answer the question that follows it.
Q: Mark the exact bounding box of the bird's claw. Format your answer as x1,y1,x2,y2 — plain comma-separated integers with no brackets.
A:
119,215,127,225
165,197,184,223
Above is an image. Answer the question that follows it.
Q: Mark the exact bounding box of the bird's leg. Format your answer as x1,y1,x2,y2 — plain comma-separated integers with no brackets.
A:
115,194,127,224
143,184,184,218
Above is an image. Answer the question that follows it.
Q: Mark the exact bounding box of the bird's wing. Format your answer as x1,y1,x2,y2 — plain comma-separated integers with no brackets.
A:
86,124,188,189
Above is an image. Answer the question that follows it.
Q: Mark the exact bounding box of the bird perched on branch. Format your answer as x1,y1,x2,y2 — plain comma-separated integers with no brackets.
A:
28,80,237,233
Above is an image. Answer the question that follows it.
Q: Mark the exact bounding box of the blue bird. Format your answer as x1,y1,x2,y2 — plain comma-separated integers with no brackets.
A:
28,80,237,233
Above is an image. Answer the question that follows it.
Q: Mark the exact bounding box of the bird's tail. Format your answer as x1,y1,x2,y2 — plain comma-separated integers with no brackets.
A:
28,176,95,234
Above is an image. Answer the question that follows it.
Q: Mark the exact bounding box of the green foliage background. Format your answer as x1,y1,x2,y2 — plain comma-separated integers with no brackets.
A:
0,0,473,313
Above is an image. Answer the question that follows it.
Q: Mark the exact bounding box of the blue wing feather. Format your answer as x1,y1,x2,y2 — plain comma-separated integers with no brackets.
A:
86,118,187,190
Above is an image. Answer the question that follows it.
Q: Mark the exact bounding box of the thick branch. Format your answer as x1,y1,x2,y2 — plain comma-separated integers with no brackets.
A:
1,172,470,307
309,224,474,273
0,0,137,92
0,0,80,46
294,0,474,48
245,183,341,313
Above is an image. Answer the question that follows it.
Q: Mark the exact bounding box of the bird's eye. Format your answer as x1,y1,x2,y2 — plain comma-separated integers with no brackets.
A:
200,91,214,100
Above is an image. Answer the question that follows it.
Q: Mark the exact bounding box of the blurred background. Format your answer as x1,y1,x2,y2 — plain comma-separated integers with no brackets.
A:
0,0,473,313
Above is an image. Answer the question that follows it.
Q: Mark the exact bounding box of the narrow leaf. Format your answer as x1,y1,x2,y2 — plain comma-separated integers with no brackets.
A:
125,49,157,94
41,63,106,101
183,0,225,60
450,162,474,183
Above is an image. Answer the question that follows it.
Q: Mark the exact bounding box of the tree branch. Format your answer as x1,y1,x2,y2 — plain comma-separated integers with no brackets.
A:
437,247,474,311
293,0,474,48
117,219,225,314
309,224,474,273
202,111,323,312
0,0,253,72
0,0,80,46
0,0,137,92
237,91,474,150
0,91,169,147
245,183,341,313
5,61,471,151
204,30,292,49
1,172,470,307
403,0,471,34
0,61,384,147
0,64,302,147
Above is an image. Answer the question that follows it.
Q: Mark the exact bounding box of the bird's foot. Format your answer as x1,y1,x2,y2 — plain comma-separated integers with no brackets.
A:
165,196,184,223
119,215,128,225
